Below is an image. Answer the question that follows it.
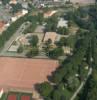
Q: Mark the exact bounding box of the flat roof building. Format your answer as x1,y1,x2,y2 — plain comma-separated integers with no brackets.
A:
57,18,68,28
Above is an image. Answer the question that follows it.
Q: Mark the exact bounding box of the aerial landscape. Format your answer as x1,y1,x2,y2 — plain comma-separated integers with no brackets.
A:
0,0,97,100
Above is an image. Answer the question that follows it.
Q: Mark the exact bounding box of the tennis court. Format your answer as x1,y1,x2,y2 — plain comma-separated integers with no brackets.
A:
7,92,32,100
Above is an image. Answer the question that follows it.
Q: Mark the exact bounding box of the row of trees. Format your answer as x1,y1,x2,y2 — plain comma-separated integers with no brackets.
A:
72,5,97,100
38,30,92,100
45,16,58,32
11,3,23,14
38,5,97,100
26,35,39,57
2,0,10,5
0,15,26,50
0,12,41,51
45,15,70,35
85,70,97,100
52,32,91,84
76,69,97,100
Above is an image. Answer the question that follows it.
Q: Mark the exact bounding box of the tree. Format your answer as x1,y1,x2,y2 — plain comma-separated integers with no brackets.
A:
37,13,43,25
11,3,22,14
52,71,64,84
45,39,52,45
0,10,38,50
56,37,68,47
52,83,71,100
77,7,88,18
45,16,58,32
57,27,69,35
39,82,53,97
38,6,97,100
53,90,61,100
48,47,64,59
26,47,39,57
67,77,80,91
68,20,75,27
43,39,52,53
78,63,88,81
45,97,52,100
17,45,23,53
23,23,37,34
86,70,97,100
2,0,10,5
29,35,39,47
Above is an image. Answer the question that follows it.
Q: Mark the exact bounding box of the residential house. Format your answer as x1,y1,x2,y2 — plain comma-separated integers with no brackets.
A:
44,10,57,18
18,34,32,46
0,21,5,33
57,18,68,28
9,0,17,4
33,0,69,7
63,46,72,55
11,9,28,22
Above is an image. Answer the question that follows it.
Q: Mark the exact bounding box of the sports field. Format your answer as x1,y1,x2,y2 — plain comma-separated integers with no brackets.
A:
1,92,32,100
0,57,59,90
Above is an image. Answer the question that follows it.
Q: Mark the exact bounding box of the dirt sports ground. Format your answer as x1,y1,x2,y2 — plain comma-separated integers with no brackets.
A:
0,57,59,91
7,92,32,100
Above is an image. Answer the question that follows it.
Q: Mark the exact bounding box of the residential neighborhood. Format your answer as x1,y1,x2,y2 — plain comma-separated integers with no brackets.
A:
0,0,97,100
